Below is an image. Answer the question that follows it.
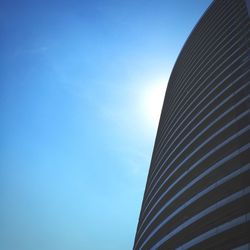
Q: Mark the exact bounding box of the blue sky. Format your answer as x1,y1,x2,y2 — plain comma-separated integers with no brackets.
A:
0,1,211,249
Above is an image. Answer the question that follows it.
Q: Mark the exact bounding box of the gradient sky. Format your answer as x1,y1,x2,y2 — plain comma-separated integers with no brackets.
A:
0,1,211,250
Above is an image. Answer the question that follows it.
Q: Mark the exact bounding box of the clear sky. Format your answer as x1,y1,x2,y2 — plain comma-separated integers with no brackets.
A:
0,1,211,249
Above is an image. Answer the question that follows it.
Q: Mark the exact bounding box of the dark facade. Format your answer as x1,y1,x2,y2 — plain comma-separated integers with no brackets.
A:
134,0,250,249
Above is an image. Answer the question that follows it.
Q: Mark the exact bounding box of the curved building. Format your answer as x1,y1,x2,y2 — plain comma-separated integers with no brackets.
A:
134,0,250,249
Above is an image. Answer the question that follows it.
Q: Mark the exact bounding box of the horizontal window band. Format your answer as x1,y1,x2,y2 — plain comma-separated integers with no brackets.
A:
143,111,249,221
165,16,248,119
146,189,250,249
156,27,249,163
148,68,250,181
154,81,250,177
167,1,245,101
150,194,250,249
143,91,250,206
140,107,250,224
137,144,250,239
172,0,244,70
174,0,237,65
175,214,250,250
135,164,250,246
173,0,238,69
154,49,249,162
134,1,250,249
156,10,248,138
232,243,250,250
142,126,250,225
153,58,249,174
144,165,250,240
155,19,247,154
134,144,250,246
168,32,249,120
147,61,250,190
164,2,247,108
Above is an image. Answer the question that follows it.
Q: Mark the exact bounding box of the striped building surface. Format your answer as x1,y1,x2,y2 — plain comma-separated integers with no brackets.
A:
134,0,250,249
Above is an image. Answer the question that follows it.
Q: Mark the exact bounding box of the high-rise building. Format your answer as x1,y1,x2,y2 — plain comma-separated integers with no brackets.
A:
134,0,250,249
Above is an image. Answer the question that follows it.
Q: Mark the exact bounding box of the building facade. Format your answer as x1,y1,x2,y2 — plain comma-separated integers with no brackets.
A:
134,0,250,249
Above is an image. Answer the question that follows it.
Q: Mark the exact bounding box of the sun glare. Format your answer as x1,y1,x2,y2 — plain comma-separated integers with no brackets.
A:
140,82,167,129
